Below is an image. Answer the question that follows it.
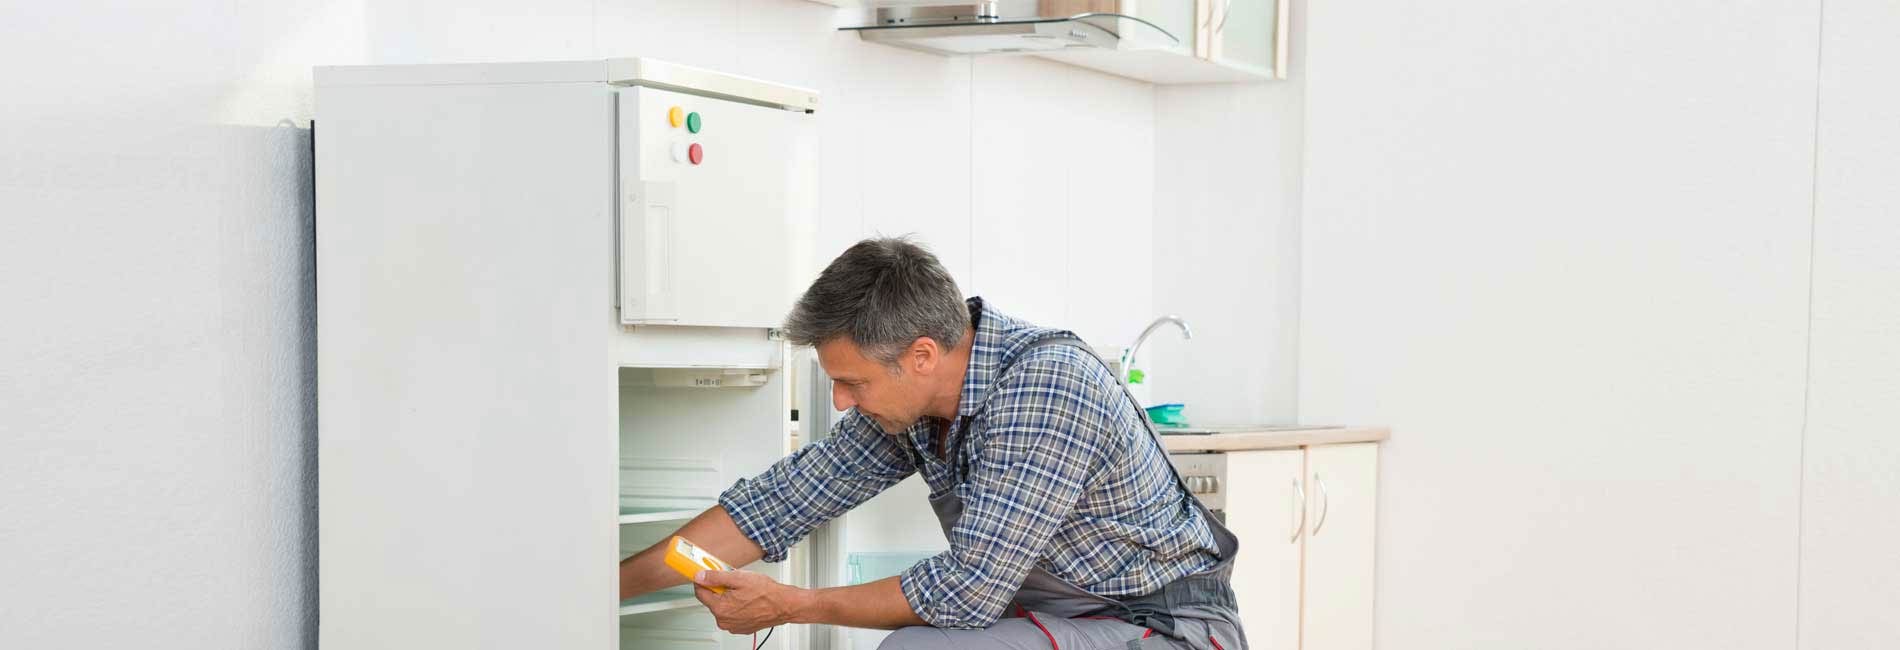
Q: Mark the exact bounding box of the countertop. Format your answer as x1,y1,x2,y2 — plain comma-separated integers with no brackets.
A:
1157,425,1390,452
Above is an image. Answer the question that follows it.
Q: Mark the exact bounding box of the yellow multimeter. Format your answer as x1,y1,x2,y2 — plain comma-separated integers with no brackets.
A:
663,536,734,593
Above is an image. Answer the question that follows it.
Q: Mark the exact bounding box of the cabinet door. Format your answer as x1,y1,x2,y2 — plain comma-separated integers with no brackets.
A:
1206,0,1286,79
1192,0,1214,59
1224,449,1304,650
1138,0,1201,57
1301,443,1378,650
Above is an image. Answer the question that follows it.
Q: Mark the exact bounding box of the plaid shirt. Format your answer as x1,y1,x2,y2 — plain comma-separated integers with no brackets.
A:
719,298,1221,629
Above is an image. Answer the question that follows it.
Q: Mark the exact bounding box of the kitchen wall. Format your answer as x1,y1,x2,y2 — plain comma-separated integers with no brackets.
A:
0,1,357,647
1797,0,1900,646
1146,0,1308,426
0,1,1154,647
1298,0,1896,648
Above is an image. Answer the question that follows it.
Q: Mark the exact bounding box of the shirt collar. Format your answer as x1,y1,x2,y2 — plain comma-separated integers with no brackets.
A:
956,296,1011,419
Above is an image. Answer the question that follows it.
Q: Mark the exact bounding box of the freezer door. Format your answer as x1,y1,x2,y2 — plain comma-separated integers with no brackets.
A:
616,86,817,328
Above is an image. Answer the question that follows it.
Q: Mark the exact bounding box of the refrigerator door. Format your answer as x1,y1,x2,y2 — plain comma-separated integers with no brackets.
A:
800,358,951,650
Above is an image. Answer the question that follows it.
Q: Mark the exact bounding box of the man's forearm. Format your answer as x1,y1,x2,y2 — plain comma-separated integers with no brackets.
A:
623,508,928,631
619,505,764,600
791,576,927,630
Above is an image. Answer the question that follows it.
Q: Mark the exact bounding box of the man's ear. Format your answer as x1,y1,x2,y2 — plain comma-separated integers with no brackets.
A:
908,336,941,374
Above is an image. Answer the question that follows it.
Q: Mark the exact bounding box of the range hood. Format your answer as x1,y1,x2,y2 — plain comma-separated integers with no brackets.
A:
841,2,1180,55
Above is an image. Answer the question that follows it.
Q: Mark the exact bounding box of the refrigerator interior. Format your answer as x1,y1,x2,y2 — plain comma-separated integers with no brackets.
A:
618,360,802,650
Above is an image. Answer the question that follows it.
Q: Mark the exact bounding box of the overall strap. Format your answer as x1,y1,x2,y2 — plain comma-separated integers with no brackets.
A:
1008,335,1195,495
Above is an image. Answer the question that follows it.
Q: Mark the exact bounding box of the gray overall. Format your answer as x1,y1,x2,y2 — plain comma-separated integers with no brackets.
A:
878,337,1248,650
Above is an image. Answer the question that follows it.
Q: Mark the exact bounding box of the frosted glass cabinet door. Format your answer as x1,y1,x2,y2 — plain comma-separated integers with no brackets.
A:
1139,0,1201,57
1300,443,1378,650
1207,0,1286,79
1223,449,1304,650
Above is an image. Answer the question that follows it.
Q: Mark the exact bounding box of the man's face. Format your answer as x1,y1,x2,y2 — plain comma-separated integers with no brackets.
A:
817,336,932,435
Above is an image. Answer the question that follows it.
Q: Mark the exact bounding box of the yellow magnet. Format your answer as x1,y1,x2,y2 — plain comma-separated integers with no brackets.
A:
667,106,684,128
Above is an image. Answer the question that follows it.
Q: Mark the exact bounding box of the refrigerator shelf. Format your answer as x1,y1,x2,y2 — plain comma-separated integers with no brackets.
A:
618,506,702,525
618,586,700,616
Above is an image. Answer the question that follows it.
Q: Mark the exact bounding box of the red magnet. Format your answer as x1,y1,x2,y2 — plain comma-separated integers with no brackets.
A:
688,143,704,165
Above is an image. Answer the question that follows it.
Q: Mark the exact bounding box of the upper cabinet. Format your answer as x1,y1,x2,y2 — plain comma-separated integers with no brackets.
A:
1042,0,1289,82
831,0,1290,84
1199,0,1286,79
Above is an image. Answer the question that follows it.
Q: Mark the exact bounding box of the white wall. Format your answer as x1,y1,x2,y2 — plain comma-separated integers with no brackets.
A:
1798,0,1900,647
1147,0,1308,426
970,56,1156,350
1299,1,1822,648
0,1,1154,647
0,1,361,647
1157,1,1900,647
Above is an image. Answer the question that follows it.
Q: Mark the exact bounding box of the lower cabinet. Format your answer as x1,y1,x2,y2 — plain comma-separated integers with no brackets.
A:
1224,443,1379,650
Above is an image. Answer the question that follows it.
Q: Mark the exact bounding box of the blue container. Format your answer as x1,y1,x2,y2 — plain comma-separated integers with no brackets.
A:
1144,403,1187,426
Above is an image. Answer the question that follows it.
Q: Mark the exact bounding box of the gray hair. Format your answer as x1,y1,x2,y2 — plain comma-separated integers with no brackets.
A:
783,237,968,364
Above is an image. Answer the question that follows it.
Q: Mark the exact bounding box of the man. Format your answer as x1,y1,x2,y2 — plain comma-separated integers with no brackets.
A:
618,238,1245,650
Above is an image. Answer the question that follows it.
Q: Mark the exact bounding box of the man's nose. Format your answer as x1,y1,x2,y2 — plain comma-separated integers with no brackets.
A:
831,382,853,411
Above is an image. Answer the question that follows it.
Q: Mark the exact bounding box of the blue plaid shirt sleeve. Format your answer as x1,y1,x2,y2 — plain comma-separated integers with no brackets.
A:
718,410,916,562
898,349,1117,628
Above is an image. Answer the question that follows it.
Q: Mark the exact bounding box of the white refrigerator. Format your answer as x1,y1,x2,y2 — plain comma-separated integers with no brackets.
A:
317,58,933,650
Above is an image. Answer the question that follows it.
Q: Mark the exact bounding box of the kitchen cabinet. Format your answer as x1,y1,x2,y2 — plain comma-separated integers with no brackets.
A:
1220,442,1378,650
1302,443,1378,650
1035,0,1290,83
1224,449,1305,650
1199,0,1286,80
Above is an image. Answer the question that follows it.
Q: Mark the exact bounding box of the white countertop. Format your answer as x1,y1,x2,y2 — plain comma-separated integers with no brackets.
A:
1158,425,1390,452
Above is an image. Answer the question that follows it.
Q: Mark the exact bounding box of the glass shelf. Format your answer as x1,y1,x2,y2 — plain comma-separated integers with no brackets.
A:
619,506,701,525
619,586,699,616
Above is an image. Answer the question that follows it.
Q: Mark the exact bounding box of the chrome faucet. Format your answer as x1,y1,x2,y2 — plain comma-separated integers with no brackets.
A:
1120,315,1192,385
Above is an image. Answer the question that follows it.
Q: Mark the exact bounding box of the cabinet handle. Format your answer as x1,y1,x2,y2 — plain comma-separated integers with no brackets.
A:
1290,476,1306,543
1312,473,1330,536
1216,0,1235,32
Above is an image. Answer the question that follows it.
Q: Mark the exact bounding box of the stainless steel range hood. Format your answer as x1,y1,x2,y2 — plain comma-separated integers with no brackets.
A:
841,2,1179,56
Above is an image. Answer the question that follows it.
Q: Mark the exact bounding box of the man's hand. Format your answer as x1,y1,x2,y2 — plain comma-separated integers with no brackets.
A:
619,507,766,601
692,570,810,635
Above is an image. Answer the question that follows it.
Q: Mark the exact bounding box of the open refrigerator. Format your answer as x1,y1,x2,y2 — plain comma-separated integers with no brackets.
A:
317,58,948,650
